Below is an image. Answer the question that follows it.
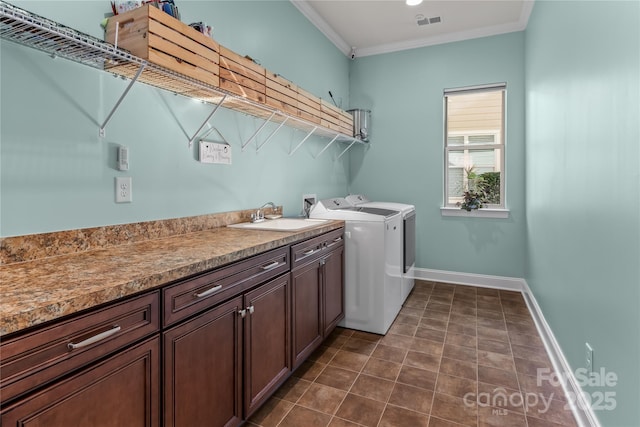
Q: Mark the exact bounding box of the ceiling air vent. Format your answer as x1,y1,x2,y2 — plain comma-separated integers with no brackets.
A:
415,14,441,26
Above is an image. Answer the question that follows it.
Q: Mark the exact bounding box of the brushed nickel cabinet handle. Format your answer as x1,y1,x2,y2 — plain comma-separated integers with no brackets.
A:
261,261,280,270
239,309,247,318
302,249,316,256
68,325,121,350
248,305,255,315
194,284,223,298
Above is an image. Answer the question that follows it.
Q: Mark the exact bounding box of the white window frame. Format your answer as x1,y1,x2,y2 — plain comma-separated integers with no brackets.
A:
441,83,508,218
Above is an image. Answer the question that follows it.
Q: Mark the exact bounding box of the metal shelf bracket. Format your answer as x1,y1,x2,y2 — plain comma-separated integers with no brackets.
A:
289,127,318,156
314,134,340,159
99,63,146,138
242,112,277,151
257,117,289,152
188,94,228,147
336,138,359,160
0,1,368,157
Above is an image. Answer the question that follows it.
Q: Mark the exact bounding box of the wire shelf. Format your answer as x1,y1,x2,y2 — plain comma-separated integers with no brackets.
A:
0,0,366,154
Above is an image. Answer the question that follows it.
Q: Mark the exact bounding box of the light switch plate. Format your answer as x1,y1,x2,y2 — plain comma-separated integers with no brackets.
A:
117,146,129,171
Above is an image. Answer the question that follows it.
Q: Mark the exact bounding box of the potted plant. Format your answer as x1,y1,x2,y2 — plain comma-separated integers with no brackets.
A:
456,165,488,211
458,190,486,211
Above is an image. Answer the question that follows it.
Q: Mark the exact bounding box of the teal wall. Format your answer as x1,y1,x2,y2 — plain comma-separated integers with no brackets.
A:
3,2,640,422
348,33,526,278
525,1,640,425
0,1,351,236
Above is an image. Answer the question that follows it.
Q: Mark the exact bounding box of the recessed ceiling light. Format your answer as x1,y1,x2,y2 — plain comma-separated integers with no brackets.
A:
406,0,423,6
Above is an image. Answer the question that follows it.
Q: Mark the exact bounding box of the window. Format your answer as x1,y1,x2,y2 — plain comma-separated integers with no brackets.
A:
444,84,505,210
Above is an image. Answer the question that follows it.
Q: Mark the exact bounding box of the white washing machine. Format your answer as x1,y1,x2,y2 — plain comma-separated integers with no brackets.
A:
309,198,403,335
345,194,416,302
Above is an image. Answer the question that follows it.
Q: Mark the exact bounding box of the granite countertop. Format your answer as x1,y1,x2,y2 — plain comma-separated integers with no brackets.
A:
0,219,344,337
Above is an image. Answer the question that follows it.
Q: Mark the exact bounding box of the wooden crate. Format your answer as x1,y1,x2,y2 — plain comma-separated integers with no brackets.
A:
106,62,222,102
219,46,266,103
337,109,354,136
265,72,299,117
221,98,273,119
296,87,322,125
320,99,353,135
105,5,220,89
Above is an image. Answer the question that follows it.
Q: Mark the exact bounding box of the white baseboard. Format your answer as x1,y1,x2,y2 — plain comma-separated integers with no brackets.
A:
521,281,601,427
411,267,526,292
411,267,600,427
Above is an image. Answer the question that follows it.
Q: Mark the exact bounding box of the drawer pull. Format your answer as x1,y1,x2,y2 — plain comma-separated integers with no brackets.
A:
302,249,317,256
68,325,121,350
194,285,223,298
333,237,343,242
261,261,280,271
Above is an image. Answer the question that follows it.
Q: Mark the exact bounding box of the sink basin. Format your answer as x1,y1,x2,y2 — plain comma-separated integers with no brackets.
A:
228,218,329,231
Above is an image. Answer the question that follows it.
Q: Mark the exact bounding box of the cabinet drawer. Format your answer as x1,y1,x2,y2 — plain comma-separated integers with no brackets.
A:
0,291,160,403
324,228,345,251
163,246,289,326
291,228,344,270
2,336,160,427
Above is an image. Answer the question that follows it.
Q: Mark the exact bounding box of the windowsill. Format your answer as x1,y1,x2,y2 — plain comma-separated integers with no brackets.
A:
440,207,510,219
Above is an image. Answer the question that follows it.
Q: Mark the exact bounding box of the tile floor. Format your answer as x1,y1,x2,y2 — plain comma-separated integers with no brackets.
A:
247,280,579,427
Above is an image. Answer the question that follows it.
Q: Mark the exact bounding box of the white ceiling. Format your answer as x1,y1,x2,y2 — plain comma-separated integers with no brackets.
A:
291,0,534,57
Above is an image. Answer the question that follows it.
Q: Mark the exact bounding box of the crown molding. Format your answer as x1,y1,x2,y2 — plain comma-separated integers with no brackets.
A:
289,0,352,56
357,18,529,57
291,0,534,58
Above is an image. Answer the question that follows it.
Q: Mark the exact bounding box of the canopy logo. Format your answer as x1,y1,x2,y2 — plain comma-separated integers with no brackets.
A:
463,367,618,415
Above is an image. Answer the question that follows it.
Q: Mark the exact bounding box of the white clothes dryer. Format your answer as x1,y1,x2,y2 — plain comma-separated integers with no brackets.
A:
345,194,416,302
309,198,403,335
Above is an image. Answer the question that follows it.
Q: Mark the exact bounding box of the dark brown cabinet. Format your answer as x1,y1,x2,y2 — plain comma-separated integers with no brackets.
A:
163,296,244,427
163,247,292,426
291,229,345,368
0,291,161,427
243,274,291,416
164,274,291,427
291,258,324,368
1,227,343,427
322,239,345,336
2,337,160,427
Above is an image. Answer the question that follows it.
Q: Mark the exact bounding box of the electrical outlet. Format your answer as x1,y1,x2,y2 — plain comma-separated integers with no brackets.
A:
302,193,317,215
115,177,132,203
585,342,594,373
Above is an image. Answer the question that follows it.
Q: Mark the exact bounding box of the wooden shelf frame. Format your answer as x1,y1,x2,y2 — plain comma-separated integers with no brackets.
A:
0,1,367,158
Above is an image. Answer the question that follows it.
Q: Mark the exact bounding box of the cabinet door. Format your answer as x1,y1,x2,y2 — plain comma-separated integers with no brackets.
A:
323,243,345,337
244,274,291,417
164,297,243,427
1,336,160,427
291,261,323,369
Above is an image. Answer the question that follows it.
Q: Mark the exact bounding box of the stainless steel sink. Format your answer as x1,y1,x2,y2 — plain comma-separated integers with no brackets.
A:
227,218,329,231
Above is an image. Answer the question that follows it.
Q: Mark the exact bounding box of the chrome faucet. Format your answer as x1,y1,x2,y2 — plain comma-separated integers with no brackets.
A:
260,201,276,211
251,202,277,223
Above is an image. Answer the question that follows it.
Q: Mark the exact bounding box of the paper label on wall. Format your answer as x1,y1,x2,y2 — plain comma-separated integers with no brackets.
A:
199,141,232,164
